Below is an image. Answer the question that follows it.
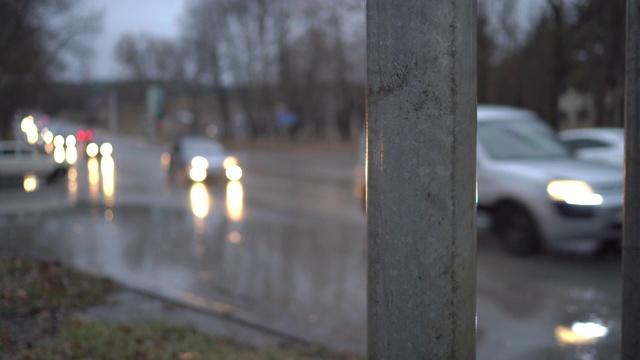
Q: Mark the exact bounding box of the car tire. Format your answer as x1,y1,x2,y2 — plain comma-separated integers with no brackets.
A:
493,201,541,256
46,168,67,184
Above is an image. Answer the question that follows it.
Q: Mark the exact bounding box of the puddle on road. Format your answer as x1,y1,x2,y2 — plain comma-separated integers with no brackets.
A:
0,184,368,353
475,242,621,360
1,157,622,358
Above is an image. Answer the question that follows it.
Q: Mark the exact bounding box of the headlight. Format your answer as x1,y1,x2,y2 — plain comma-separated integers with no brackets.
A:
225,165,242,181
189,168,207,182
86,142,99,157
223,156,237,170
547,180,603,206
100,142,113,157
191,156,209,169
66,135,76,147
53,135,65,148
43,131,53,144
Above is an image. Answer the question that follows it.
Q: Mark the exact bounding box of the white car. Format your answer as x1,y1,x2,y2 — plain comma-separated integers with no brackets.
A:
0,141,68,183
168,136,241,183
558,128,624,168
477,105,622,255
355,106,624,256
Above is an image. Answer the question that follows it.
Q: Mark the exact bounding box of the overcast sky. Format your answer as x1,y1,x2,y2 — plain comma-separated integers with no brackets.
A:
84,0,185,80
79,0,545,81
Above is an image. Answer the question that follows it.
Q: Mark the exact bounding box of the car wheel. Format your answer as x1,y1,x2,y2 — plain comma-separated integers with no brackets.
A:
493,201,541,256
47,168,67,184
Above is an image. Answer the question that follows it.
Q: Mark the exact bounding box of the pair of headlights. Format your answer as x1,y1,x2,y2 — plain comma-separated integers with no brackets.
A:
86,142,113,157
189,156,243,182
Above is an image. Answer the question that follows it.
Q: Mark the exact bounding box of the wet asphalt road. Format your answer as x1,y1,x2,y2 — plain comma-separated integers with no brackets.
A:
0,129,622,359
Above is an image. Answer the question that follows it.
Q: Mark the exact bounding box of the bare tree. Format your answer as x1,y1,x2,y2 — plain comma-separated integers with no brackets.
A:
0,0,102,139
546,0,570,130
477,0,496,104
223,0,278,138
275,0,364,139
115,33,185,83
115,34,149,82
181,0,235,137
173,0,366,139
477,0,625,129
567,0,625,127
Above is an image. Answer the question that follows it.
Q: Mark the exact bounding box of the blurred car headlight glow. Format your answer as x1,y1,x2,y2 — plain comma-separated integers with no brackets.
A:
21,116,38,143
65,134,76,147
223,156,238,169
225,165,243,181
43,130,53,144
23,173,38,192
86,143,99,157
191,156,209,169
26,129,38,144
54,147,66,164
571,321,608,338
190,183,210,218
554,321,609,345
21,116,34,132
100,142,113,157
65,146,78,164
53,135,65,148
547,180,603,206
189,167,207,182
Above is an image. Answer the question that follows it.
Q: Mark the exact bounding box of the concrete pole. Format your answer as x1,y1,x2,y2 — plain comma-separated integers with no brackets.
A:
623,0,640,358
367,1,476,359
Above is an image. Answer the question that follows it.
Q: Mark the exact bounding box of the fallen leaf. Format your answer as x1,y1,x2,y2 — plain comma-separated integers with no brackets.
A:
1,327,9,344
178,352,201,359
36,309,51,322
16,288,27,299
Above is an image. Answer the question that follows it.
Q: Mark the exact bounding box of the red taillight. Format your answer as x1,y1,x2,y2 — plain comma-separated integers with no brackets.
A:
77,130,86,142
85,130,93,142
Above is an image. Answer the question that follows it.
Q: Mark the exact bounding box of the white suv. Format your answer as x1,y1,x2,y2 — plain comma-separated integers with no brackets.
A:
477,105,622,255
356,105,624,256
0,141,68,183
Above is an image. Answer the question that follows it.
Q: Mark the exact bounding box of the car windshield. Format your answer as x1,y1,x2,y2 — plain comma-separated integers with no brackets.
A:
478,120,570,160
182,139,224,155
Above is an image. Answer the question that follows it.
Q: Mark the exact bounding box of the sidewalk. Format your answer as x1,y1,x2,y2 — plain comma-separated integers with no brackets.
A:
80,288,311,352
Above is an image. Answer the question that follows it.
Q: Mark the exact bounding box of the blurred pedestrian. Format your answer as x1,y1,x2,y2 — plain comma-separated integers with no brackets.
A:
276,102,299,141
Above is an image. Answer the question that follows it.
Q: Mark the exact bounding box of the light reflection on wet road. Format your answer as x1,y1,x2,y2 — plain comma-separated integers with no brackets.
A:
0,130,622,358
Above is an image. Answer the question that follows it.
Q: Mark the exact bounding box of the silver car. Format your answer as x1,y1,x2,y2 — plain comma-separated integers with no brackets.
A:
477,105,622,255
355,105,624,256
558,127,624,168
0,141,68,184
168,136,242,183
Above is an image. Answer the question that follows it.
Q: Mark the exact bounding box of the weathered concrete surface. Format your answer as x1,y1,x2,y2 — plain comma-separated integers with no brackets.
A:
367,0,477,358
623,0,640,358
